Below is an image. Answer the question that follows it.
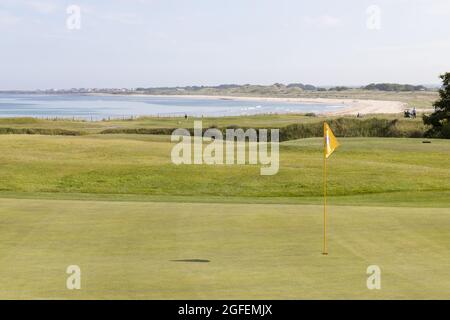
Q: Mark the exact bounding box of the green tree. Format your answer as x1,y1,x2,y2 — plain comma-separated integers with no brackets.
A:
423,73,450,138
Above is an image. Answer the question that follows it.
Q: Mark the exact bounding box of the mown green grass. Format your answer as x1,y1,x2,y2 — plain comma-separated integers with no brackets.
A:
0,198,449,299
0,134,449,206
0,133,449,299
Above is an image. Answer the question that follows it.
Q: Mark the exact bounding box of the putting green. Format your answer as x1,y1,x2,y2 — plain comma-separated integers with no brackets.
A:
0,198,449,299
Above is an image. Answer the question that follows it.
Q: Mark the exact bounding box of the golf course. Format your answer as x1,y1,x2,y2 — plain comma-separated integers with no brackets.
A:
0,117,449,299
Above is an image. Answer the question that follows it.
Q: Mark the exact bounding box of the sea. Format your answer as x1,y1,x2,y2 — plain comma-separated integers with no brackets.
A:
0,93,343,119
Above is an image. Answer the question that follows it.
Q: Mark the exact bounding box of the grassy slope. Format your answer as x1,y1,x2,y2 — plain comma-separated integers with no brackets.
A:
0,113,427,135
0,114,320,133
0,134,449,206
0,198,449,299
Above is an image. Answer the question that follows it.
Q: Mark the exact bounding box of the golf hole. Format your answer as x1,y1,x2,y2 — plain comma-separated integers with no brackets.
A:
171,259,210,263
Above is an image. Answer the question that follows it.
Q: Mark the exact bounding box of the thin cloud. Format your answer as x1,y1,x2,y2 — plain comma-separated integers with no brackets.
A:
302,15,342,28
25,1,57,14
97,12,145,25
0,10,21,25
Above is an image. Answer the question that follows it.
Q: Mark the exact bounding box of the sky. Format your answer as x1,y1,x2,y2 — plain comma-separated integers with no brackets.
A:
0,0,449,89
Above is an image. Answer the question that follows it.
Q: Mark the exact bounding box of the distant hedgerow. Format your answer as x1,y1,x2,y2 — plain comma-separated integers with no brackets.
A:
0,128,84,136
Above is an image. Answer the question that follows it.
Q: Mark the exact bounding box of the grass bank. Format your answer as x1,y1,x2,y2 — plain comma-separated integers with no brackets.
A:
0,115,429,140
0,134,448,206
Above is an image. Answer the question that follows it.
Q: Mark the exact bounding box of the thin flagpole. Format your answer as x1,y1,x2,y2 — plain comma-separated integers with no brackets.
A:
323,151,328,255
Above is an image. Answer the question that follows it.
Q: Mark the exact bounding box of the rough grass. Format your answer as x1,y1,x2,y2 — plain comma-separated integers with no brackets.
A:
0,115,429,140
0,127,83,136
280,117,427,140
0,114,318,134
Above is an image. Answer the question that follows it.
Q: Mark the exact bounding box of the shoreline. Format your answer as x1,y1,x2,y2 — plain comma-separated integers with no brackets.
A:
89,93,407,115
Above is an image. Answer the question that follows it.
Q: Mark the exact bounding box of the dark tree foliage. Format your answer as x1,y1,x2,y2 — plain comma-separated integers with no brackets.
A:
423,73,450,138
286,83,317,91
364,83,427,91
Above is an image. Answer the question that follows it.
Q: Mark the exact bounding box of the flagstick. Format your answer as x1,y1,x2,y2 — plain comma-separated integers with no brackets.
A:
322,122,339,256
323,148,328,255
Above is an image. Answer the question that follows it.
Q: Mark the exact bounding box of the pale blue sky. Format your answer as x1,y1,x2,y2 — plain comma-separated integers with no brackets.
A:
0,0,449,89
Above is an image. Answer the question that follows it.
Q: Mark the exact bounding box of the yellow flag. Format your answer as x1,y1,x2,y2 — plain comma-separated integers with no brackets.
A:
324,122,339,159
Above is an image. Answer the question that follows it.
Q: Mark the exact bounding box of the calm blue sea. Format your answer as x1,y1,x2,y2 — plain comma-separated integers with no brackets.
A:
0,93,343,119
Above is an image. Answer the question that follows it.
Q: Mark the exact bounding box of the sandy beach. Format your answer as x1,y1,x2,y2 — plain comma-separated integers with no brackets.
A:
212,96,407,115
98,93,407,116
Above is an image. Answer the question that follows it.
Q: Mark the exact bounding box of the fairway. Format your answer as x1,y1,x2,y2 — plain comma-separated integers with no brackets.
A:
0,198,449,299
0,134,449,299
1,134,450,206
